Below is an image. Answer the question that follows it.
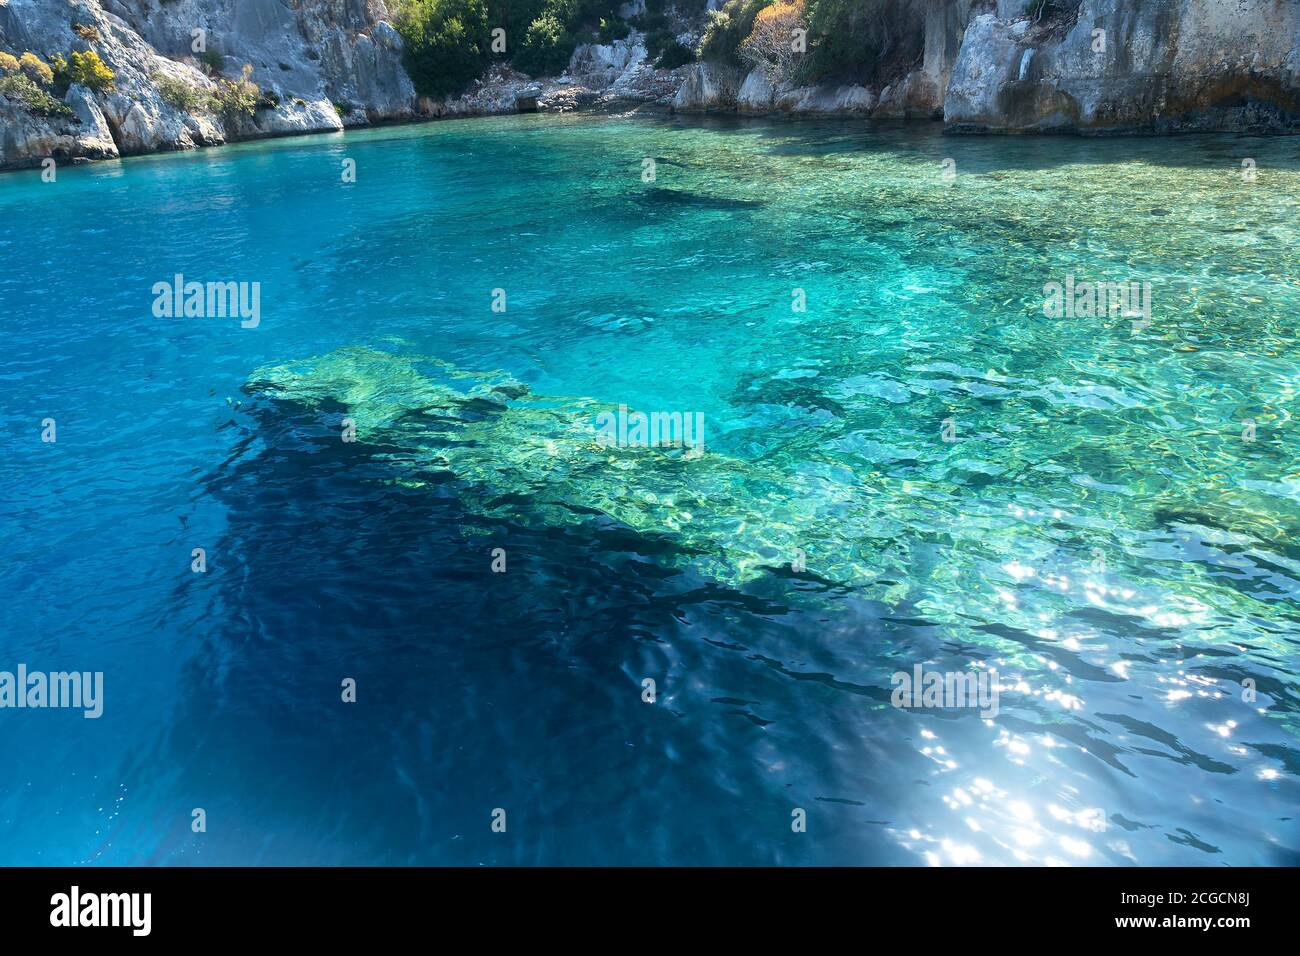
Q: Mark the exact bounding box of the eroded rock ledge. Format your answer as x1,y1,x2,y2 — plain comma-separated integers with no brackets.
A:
673,0,1300,135
0,0,418,169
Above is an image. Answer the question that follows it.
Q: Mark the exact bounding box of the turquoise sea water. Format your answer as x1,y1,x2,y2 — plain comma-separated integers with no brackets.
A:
0,113,1297,865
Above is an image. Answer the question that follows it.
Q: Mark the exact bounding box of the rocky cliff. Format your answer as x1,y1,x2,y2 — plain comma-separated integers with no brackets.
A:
0,0,416,169
676,0,1300,134
946,0,1300,133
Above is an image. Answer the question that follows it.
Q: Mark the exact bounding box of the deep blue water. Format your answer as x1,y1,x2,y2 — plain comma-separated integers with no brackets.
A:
0,113,1297,865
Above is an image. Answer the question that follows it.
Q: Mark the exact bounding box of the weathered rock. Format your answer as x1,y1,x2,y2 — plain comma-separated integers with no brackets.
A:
570,37,643,87
871,68,940,119
776,82,878,115
679,0,1299,132
0,97,116,168
0,0,416,169
64,84,116,154
672,61,743,112
737,69,774,112
945,0,1300,133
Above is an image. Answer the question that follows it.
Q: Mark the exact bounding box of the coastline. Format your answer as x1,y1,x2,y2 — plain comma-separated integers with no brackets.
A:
3,0,1299,176
10,83,1300,178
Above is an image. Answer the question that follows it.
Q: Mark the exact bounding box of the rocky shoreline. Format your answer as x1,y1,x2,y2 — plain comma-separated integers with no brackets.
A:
0,0,688,172
2,0,1299,174
673,1,1300,135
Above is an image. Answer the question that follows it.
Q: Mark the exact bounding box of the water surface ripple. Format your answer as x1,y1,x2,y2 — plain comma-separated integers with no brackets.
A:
0,114,1296,865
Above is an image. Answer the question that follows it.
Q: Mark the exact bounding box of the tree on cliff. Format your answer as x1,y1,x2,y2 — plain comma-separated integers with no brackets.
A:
739,1,807,86
394,0,492,97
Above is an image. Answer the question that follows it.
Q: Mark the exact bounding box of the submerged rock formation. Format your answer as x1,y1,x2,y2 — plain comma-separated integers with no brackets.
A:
243,345,1290,660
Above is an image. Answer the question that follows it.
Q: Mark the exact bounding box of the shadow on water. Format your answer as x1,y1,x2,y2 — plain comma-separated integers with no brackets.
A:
98,369,1300,867
659,113,1300,174
635,185,767,211
114,393,947,865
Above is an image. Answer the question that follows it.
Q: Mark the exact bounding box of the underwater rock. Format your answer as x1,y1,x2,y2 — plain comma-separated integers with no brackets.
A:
243,345,1298,671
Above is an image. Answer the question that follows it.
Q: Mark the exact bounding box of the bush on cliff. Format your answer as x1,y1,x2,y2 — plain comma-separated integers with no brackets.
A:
799,0,925,83
70,50,115,90
51,50,115,91
19,52,55,85
211,64,260,120
698,0,773,67
739,0,806,82
0,49,71,116
644,27,693,69
393,0,628,87
699,0,925,86
396,0,491,97
0,73,73,116
198,48,225,75
597,16,629,43
513,13,575,77
488,0,547,43
153,73,207,112
512,0,627,77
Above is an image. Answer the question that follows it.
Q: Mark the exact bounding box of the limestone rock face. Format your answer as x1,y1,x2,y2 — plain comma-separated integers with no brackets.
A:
774,82,878,115
64,83,115,152
736,69,774,112
679,0,966,120
945,0,1300,133
0,95,116,168
672,61,743,112
0,0,416,169
677,0,1300,132
570,37,645,88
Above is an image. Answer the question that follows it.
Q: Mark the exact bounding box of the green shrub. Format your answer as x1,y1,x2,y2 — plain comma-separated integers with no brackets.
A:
629,0,666,31
655,38,694,69
211,64,260,120
487,0,548,48
198,48,225,74
543,0,619,26
697,0,772,66
0,52,18,74
514,12,574,76
19,52,54,85
0,73,72,116
630,10,668,33
62,49,115,90
153,73,206,111
393,0,624,90
597,16,629,43
644,28,693,69
800,0,925,83
695,0,927,84
395,0,491,97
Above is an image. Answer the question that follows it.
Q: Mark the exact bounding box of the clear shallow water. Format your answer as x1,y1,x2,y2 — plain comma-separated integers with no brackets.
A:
0,113,1297,865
